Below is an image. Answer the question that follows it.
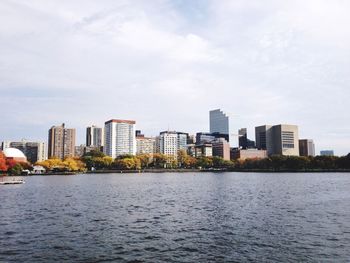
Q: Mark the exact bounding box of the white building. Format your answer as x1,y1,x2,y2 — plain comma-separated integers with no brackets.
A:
104,119,136,158
136,136,156,154
158,131,188,157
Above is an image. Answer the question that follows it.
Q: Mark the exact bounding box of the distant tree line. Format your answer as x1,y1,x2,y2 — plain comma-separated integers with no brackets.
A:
2,149,350,175
80,150,350,172
234,154,350,171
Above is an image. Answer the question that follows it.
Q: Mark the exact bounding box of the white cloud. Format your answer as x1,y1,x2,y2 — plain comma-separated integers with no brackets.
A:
0,0,349,155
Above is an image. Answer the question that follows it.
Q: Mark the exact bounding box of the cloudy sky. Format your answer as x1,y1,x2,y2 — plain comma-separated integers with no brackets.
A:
1,0,349,155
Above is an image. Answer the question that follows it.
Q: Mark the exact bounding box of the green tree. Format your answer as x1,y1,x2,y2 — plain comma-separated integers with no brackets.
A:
8,163,23,176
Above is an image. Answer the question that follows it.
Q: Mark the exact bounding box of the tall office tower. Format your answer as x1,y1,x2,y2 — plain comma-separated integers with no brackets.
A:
255,124,299,156
104,119,136,158
48,124,76,159
158,131,189,157
209,109,229,135
86,126,103,148
299,139,315,157
2,140,47,163
212,138,231,160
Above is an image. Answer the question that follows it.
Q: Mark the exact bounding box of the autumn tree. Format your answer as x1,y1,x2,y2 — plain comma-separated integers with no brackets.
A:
0,151,8,172
152,153,167,168
136,154,152,168
63,158,86,172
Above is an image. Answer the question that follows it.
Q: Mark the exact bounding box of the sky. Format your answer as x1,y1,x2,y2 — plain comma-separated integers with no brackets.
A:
0,0,349,155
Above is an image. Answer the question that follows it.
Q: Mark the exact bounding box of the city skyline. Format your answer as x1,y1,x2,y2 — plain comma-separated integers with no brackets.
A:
1,0,349,155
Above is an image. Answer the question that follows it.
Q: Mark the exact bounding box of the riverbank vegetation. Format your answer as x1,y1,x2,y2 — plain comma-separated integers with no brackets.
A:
2,149,350,175
80,150,350,172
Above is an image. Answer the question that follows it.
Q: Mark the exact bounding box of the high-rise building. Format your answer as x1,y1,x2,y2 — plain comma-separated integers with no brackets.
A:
158,131,189,157
209,109,229,135
255,124,299,156
212,138,230,160
86,126,103,148
299,139,315,157
2,140,46,163
104,119,136,158
48,124,76,159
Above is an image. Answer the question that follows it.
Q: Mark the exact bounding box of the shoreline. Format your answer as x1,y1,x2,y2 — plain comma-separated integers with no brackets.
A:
14,168,350,176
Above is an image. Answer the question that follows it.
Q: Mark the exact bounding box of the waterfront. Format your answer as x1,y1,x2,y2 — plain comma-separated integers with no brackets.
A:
1,172,350,262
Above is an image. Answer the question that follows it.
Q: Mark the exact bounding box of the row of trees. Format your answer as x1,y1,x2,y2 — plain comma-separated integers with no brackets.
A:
234,154,350,171
36,158,86,172
3,149,350,175
80,150,350,171
81,150,235,170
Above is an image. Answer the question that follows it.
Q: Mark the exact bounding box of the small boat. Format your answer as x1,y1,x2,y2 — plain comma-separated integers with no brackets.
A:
0,177,25,185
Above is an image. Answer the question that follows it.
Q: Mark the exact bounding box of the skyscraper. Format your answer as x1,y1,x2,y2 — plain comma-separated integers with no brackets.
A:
48,123,76,159
209,109,229,135
299,139,315,157
86,126,103,148
255,124,299,156
104,119,136,158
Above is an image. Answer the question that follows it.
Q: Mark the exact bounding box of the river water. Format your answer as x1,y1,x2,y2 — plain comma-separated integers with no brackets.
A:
0,172,350,262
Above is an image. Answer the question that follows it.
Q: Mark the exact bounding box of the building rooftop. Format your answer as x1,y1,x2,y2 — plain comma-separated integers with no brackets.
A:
105,119,136,124
3,147,27,159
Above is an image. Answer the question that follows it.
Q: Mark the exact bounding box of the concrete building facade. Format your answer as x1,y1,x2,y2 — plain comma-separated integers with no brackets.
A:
104,119,136,158
136,136,156,155
255,124,299,156
212,138,230,160
48,124,76,159
231,149,267,160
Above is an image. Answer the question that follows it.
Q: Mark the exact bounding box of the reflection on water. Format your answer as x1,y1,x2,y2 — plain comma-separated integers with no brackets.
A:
0,172,350,262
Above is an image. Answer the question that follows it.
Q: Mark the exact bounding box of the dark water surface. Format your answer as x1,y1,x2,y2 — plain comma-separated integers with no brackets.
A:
1,172,350,262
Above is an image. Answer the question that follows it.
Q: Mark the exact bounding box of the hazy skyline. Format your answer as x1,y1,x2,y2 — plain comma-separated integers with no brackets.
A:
1,0,349,155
